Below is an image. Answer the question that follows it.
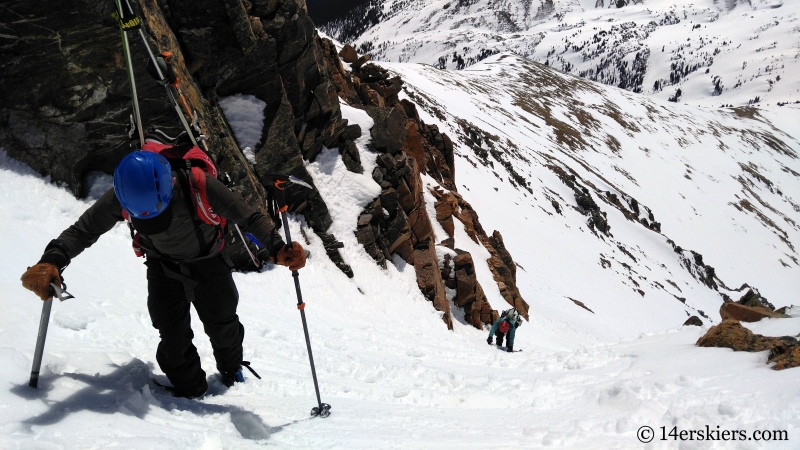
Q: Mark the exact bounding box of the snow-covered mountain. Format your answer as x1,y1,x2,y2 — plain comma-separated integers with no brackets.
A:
320,0,800,107
381,52,800,325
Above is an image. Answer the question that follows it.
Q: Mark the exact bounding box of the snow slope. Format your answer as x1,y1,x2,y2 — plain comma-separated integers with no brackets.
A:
2,145,800,448
1,51,800,448
322,0,800,107
382,54,800,329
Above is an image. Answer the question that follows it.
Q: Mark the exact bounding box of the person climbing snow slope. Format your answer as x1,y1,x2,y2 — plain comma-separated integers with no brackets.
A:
487,309,523,352
20,147,307,398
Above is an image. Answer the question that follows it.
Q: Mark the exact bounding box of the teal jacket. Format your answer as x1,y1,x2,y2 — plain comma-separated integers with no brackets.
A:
488,317,517,348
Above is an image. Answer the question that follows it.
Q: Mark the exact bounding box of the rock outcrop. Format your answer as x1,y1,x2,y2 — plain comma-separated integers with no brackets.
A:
718,288,787,322
719,303,785,322
696,319,800,370
442,252,493,329
683,316,703,326
736,288,776,311
431,188,530,321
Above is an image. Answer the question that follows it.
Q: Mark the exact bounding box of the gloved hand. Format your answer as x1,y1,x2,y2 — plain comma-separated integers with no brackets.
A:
487,336,493,345
21,263,62,301
276,241,307,271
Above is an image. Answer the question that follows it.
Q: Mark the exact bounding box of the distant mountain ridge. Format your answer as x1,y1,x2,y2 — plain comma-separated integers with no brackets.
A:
376,51,800,330
320,0,799,107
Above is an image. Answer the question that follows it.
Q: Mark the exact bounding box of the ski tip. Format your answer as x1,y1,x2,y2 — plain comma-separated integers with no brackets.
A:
288,175,314,190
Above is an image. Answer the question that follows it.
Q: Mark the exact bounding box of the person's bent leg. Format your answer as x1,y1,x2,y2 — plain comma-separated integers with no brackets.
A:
190,257,244,375
507,326,516,350
495,329,505,346
146,260,207,396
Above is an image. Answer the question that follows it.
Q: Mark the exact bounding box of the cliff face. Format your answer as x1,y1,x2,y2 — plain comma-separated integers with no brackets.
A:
1,0,152,196
0,0,528,329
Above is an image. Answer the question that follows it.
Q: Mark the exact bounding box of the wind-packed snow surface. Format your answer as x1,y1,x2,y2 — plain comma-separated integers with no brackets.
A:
322,0,800,107
1,57,800,447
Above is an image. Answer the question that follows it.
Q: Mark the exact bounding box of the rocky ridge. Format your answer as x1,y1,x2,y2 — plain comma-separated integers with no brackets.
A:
332,43,530,328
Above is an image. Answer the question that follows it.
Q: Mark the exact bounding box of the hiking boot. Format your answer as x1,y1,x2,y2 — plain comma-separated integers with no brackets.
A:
221,360,261,387
221,368,244,387
173,380,208,399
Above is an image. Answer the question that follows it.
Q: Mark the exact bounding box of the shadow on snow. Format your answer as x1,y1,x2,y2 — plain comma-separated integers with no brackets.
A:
10,358,302,441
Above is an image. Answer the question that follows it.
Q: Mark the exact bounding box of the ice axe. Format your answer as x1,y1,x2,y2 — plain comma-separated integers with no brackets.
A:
263,173,331,418
29,282,74,388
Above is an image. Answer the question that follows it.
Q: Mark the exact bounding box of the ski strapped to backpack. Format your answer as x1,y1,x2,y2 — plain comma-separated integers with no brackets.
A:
498,308,523,333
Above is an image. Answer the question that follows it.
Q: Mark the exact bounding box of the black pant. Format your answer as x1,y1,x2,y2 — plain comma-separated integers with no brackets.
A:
146,256,244,393
495,329,505,346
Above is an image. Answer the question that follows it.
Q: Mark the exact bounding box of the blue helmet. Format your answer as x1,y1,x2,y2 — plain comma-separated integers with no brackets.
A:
113,151,173,219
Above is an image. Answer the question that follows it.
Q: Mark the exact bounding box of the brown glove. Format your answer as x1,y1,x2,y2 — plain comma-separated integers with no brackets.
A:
275,242,307,271
21,263,62,301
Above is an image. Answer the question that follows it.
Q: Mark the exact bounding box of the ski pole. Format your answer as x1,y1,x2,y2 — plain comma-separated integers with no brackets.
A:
29,298,52,389
29,283,74,388
266,175,330,418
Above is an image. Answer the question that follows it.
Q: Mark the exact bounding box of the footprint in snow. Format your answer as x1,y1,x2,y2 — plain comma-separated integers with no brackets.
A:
54,314,92,331
393,388,410,398
718,401,740,417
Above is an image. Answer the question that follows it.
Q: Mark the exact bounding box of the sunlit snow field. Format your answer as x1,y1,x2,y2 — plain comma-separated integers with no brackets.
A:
2,144,799,449
335,0,800,107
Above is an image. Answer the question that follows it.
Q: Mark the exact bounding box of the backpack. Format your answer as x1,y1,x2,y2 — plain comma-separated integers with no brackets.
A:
499,321,510,333
499,308,521,332
121,132,227,257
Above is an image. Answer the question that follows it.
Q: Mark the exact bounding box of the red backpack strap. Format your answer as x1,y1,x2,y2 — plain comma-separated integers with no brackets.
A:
186,168,226,228
120,209,146,258
183,147,218,178
173,168,227,258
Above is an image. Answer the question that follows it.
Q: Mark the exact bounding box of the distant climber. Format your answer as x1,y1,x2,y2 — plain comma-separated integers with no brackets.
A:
20,146,307,398
487,308,523,352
